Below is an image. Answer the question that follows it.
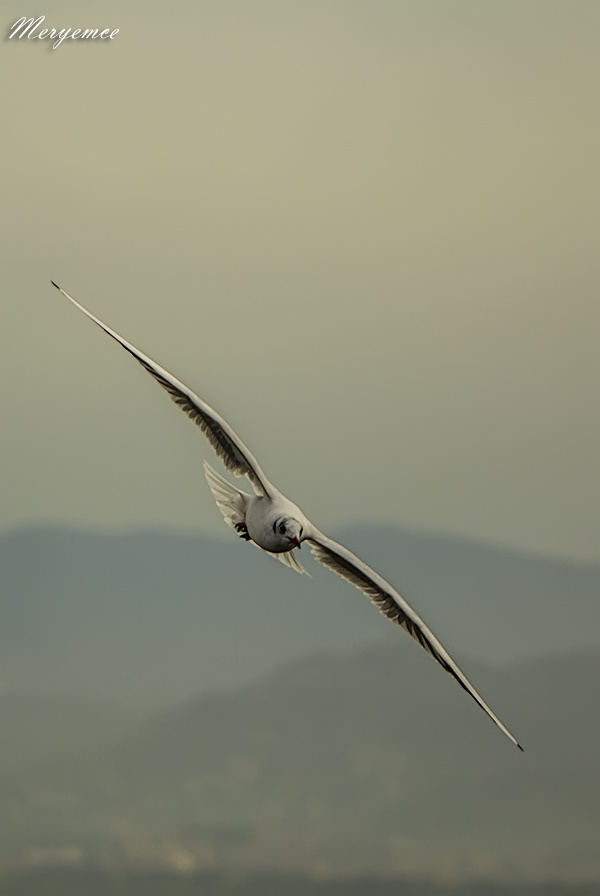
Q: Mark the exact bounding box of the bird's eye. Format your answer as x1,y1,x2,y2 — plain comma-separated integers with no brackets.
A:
278,522,286,535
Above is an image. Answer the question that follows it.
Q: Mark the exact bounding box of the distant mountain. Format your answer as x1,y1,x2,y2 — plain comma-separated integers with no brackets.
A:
0,695,146,775
0,525,598,706
3,646,600,883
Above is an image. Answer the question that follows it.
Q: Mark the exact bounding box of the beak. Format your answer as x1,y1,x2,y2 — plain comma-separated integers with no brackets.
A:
288,535,301,549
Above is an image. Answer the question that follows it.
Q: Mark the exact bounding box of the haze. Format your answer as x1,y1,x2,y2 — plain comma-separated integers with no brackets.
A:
3,1,599,560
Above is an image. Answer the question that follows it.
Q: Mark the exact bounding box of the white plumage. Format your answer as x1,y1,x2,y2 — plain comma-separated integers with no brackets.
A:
51,281,523,751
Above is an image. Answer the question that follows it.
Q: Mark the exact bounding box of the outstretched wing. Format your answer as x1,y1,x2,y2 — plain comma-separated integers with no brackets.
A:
51,282,273,496
307,529,522,750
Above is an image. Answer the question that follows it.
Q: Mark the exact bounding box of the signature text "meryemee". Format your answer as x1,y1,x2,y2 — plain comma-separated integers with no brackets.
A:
9,15,119,49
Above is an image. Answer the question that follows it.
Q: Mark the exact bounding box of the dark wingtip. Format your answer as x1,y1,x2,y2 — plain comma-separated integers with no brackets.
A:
50,280,59,289
517,742,524,752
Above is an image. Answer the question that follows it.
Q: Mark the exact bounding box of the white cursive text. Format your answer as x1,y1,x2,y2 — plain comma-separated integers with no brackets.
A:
9,15,119,49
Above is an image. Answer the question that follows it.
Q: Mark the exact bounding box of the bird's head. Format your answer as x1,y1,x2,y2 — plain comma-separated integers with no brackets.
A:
273,516,303,549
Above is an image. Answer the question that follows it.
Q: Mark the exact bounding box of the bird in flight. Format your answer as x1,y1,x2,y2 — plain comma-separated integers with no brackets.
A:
50,281,522,750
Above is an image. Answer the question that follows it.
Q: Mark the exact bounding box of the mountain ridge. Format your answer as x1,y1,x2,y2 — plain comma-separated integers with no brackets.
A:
1,524,598,706
2,645,598,882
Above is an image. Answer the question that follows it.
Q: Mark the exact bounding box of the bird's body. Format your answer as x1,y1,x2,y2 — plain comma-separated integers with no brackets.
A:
50,281,523,750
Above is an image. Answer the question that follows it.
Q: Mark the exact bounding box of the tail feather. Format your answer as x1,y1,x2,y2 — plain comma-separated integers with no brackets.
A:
203,461,249,527
273,548,310,575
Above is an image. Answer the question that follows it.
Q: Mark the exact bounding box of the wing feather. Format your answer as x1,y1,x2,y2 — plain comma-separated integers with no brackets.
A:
51,282,272,496
308,531,522,750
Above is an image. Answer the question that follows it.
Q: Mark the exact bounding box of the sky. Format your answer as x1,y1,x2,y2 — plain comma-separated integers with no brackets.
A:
2,1,599,561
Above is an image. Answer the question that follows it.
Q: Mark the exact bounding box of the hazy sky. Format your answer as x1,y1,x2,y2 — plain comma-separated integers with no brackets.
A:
3,1,599,560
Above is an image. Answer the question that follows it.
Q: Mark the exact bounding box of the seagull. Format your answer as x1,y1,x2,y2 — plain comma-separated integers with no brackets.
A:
50,281,522,750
